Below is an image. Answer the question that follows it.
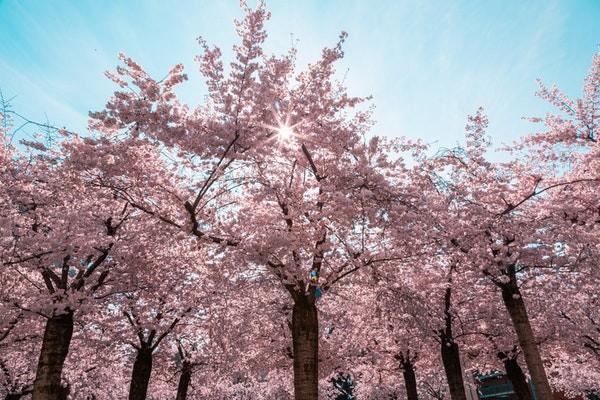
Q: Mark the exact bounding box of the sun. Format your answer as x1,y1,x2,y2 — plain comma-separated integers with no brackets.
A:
261,103,301,146
277,124,295,140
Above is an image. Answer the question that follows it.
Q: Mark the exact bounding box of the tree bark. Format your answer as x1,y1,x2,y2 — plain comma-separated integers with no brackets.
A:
31,312,74,400
440,340,466,400
292,295,319,400
439,284,466,400
5,392,31,400
128,345,153,400
401,359,419,400
501,282,554,400
175,361,192,400
500,354,532,400
4,385,32,400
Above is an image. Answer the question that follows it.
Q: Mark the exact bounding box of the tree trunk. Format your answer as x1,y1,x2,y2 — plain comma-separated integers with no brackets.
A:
502,355,532,400
440,284,466,400
440,340,466,400
175,361,192,400
31,312,74,400
5,395,25,400
501,283,554,400
292,296,319,400
5,394,26,400
401,360,419,400
128,345,153,400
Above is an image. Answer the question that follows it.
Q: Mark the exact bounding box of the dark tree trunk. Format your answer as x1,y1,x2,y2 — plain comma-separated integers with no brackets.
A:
292,295,319,400
440,284,466,400
401,359,419,400
175,361,192,400
31,312,74,400
441,340,466,400
501,282,553,400
501,355,532,400
128,345,153,400
5,393,27,400
5,386,33,400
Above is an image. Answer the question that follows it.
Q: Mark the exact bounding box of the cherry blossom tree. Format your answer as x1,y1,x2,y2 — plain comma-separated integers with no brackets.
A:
1,4,599,399
424,68,600,398
426,110,561,398
371,258,478,400
0,117,153,399
86,2,424,398
106,238,199,400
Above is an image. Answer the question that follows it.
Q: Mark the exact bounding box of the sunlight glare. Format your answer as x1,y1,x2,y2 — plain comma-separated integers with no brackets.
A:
277,124,294,140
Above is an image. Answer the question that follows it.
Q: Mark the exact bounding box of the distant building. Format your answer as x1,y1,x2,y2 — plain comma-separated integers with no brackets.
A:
473,371,535,400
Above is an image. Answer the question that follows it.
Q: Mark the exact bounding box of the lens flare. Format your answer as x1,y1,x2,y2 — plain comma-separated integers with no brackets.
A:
277,124,294,140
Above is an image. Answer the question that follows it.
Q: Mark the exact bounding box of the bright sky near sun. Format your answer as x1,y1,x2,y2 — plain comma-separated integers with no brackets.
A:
1,0,599,150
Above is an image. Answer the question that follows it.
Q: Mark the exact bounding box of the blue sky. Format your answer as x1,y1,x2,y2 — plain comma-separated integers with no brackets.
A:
1,0,599,150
